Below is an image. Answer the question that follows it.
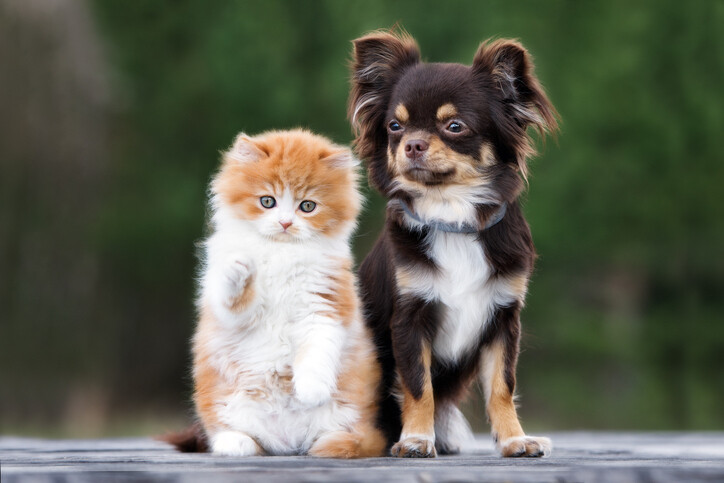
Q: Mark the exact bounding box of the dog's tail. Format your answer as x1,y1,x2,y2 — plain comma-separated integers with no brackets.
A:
157,422,209,453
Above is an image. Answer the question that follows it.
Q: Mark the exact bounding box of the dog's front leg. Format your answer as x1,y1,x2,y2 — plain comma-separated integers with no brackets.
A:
389,296,438,458
481,304,551,457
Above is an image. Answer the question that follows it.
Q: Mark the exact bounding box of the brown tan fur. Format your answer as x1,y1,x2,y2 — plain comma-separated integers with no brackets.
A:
391,343,436,458
481,339,524,443
480,338,546,457
435,103,458,122
394,103,410,123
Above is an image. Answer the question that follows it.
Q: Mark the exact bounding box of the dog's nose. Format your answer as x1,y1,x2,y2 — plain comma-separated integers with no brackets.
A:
405,139,429,159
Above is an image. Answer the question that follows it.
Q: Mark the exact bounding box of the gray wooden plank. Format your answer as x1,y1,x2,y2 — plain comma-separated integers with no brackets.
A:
2,432,723,482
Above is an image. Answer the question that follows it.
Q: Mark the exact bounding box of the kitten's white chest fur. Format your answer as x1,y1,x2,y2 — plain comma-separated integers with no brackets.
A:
199,212,359,455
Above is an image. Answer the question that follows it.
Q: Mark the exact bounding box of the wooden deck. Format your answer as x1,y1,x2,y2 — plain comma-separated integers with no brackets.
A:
2,432,723,482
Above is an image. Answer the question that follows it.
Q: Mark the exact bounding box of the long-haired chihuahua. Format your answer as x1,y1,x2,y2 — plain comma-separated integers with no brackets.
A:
349,29,558,458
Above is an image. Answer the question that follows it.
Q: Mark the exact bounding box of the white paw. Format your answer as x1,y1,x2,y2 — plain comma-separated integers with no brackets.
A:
293,373,333,407
498,435,552,458
222,253,255,298
210,431,261,457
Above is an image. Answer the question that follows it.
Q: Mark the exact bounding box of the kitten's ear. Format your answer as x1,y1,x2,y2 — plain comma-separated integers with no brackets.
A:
348,29,420,160
473,39,559,180
225,133,266,164
322,148,360,170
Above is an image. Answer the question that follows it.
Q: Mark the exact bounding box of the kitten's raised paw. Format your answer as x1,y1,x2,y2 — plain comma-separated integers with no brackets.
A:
223,254,255,292
293,374,332,407
498,435,552,458
391,436,437,458
211,431,262,457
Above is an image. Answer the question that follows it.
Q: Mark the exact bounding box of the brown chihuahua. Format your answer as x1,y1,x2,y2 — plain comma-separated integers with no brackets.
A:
349,29,558,458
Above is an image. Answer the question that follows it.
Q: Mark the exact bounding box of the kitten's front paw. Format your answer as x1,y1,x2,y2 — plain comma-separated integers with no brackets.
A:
498,435,552,458
293,373,332,407
211,431,262,457
223,253,255,296
391,436,437,458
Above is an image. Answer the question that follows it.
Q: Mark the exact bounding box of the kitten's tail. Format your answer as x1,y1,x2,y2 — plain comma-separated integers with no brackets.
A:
157,422,209,453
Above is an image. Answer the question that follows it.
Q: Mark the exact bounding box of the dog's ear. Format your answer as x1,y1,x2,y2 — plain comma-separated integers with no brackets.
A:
348,29,420,162
473,39,558,180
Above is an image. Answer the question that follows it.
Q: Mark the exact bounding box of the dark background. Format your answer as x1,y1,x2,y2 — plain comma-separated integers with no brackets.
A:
2,0,723,437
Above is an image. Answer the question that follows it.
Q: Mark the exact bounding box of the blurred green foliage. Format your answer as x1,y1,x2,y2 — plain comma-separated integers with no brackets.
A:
1,0,722,436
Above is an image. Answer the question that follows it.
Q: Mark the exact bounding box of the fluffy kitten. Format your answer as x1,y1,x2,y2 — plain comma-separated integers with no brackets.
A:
192,129,385,458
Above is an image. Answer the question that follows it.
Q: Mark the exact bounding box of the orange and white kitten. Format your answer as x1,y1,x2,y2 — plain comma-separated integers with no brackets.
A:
193,129,385,458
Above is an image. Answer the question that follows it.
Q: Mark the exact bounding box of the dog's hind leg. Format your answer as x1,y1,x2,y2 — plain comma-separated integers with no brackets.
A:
434,401,474,455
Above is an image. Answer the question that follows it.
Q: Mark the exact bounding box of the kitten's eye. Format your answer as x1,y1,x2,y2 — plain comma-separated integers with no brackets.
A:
388,120,403,133
446,121,464,134
260,196,276,208
299,200,316,213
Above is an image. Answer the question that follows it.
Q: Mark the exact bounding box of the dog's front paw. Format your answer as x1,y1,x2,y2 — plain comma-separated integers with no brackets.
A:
391,436,437,458
498,435,551,458
293,373,332,407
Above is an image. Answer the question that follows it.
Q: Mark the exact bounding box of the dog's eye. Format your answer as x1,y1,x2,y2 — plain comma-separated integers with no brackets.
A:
447,121,463,133
388,120,403,132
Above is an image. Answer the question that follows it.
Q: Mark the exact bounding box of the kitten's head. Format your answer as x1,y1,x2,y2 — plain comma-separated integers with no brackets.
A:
212,129,361,242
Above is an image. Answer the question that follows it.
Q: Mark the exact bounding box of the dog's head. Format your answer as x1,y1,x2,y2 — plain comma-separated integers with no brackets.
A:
349,29,558,222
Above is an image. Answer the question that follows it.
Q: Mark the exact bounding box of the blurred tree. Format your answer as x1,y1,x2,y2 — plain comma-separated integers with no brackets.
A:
0,0,113,435
1,0,722,435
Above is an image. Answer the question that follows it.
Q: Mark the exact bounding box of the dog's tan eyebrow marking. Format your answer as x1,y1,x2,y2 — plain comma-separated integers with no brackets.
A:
436,103,458,121
394,103,410,123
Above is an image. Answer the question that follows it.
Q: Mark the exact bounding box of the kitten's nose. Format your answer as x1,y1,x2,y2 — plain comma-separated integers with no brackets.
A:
405,139,429,159
279,221,292,231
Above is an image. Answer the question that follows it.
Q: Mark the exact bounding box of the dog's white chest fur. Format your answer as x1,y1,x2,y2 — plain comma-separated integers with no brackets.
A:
424,231,517,362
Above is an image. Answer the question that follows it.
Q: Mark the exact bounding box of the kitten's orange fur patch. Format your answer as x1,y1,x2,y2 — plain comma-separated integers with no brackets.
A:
192,305,231,432
316,260,358,326
229,275,256,313
332,325,386,457
309,425,385,458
